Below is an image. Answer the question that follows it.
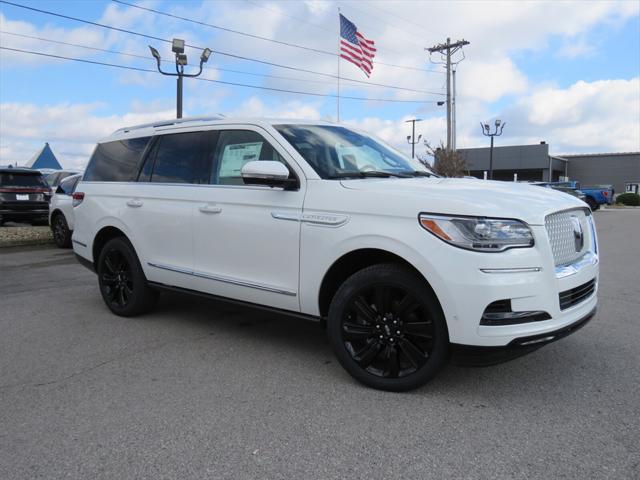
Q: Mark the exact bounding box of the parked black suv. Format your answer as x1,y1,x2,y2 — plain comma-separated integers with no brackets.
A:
0,167,51,225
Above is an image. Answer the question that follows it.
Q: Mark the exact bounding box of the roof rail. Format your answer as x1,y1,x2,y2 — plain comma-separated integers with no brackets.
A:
113,115,226,134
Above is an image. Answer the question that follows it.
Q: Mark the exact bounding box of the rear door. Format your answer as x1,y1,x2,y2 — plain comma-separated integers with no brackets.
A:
125,129,217,289
190,127,304,311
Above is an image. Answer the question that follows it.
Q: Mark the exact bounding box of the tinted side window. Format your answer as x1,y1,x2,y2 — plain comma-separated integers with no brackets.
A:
84,137,151,182
149,131,215,184
212,130,286,185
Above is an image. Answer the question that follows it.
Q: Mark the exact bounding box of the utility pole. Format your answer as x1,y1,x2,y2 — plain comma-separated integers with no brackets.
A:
427,38,469,151
406,119,422,159
452,68,457,151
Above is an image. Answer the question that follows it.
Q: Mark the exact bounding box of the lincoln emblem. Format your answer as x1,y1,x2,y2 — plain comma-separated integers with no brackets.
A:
570,216,584,252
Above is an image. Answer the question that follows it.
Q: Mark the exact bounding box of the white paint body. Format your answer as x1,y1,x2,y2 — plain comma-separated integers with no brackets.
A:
73,118,598,348
49,184,76,231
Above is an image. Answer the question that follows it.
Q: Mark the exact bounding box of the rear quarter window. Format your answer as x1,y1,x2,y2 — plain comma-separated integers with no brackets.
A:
83,137,151,182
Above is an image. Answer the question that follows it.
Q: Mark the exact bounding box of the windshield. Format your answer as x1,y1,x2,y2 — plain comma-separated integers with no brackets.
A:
274,124,435,179
0,172,48,187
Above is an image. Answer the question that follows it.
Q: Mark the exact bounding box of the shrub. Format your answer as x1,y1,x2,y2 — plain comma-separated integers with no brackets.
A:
616,192,640,206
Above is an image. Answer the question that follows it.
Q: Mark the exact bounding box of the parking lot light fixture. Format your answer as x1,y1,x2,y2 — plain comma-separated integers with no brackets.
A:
480,120,506,180
148,39,212,119
200,48,212,65
171,38,185,54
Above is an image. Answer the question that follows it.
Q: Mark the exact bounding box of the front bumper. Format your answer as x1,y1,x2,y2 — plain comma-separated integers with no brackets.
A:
451,306,597,366
421,220,599,348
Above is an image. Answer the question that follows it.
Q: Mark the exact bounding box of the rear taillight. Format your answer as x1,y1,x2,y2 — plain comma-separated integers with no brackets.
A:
603,191,609,197
72,192,85,207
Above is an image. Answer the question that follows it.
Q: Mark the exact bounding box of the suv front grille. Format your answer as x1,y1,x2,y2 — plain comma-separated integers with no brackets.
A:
545,208,590,266
559,279,596,310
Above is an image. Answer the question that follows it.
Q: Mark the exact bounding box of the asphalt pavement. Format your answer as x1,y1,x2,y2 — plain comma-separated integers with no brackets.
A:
1,210,638,479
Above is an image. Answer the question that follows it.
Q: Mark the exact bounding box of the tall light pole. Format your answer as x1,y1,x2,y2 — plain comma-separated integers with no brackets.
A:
149,39,212,119
406,118,422,159
480,119,506,180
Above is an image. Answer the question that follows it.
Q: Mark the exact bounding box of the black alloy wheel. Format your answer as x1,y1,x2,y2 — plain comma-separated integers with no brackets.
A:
101,248,134,310
327,263,449,391
97,237,158,316
51,214,72,248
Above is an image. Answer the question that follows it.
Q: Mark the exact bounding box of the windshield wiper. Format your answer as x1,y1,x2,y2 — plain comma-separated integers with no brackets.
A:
328,171,411,179
408,170,433,177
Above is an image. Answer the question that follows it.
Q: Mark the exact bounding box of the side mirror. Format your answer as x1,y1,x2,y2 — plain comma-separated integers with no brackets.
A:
241,161,296,189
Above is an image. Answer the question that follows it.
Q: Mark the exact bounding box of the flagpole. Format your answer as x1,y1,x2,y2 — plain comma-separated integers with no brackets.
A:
337,7,340,123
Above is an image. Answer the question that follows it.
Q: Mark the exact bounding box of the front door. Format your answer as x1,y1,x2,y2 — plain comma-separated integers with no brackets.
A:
190,127,304,312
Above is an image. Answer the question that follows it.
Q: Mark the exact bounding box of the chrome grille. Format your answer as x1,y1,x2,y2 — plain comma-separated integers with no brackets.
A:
545,209,590,266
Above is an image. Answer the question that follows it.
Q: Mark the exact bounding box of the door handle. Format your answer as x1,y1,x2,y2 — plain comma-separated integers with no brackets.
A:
126,199,143,208
199,204,222,214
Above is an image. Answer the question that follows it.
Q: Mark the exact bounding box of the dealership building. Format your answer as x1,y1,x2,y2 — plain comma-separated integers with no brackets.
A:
457,143,639,193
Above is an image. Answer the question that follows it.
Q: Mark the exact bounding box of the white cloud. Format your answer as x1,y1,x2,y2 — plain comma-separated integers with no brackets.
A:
458,58,528,103
0,101,175,169
457,78,640,153
229,96,323,119
557,36,596,59
0,0,638,165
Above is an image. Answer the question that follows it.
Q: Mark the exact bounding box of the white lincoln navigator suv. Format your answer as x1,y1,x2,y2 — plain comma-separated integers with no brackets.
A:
72,117,598,391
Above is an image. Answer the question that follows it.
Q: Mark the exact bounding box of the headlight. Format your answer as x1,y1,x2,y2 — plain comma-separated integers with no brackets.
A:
419,213,534,252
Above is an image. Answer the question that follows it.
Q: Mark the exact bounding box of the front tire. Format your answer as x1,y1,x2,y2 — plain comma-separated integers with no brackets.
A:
327,263,449,392
97,237,159,316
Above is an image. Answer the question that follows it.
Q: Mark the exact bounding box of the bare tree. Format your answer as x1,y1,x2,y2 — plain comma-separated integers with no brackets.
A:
423,141,468,177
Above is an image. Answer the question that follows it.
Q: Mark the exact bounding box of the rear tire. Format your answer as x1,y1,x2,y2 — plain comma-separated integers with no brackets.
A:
327,263,449,392
51,214,72,248
97,237,159,316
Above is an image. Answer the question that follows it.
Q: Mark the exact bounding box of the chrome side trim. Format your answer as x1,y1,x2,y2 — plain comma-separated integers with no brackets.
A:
555,251,598,279
271,212,301,222
301,212,349,227
480,267,542,274
147,262,297,296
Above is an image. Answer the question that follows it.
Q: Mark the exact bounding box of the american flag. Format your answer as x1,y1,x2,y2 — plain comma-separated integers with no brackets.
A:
339,14,376,77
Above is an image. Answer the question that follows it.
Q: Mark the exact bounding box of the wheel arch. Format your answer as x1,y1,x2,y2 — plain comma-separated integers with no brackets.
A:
317,248,443,319
49,208,63,224
92,225,130,269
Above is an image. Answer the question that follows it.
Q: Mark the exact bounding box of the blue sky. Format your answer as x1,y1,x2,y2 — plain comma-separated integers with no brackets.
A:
1,0,638,169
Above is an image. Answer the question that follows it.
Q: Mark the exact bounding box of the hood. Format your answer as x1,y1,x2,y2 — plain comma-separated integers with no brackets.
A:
339,177,587,225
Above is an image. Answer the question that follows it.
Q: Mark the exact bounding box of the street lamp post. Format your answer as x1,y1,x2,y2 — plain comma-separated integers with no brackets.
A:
406,118,422,159
149,39,212,119
480,119,506,180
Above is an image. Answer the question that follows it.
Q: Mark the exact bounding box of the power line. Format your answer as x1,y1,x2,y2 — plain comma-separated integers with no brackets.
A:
111,0,438,73
243,0,332,34
242,0,427,67
0,0,444,93
369,1,448,39
0,46,442,104
0,29,444,95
